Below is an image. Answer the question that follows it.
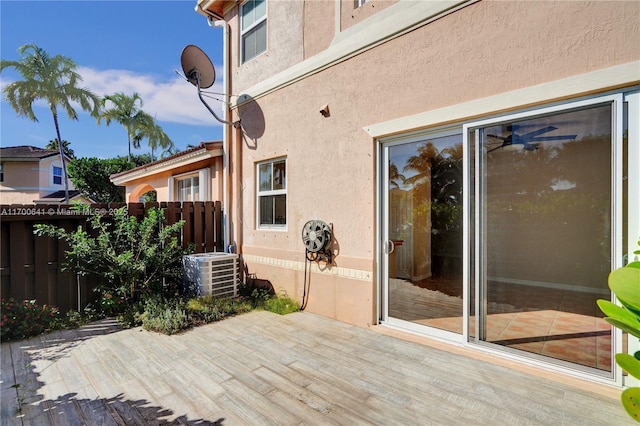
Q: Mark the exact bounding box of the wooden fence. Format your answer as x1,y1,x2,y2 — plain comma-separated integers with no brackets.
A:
0,201,223,312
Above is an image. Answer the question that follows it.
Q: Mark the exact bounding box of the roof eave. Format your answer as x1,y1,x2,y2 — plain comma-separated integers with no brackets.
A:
195,0,226,20
110,147,223,186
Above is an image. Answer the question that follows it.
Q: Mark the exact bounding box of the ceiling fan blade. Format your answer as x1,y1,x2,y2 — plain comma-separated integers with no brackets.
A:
521,126,558,140
529,134,577,142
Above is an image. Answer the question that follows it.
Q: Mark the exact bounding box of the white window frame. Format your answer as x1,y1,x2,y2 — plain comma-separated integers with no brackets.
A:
51,163,63,186
168,168,210,202
256,157,286,229
240,0,267,64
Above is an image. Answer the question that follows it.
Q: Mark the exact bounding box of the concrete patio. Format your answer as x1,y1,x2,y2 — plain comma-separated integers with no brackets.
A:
0,310,634,425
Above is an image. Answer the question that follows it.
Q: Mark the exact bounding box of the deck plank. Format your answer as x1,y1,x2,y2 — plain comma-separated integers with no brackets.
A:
1,310,635,425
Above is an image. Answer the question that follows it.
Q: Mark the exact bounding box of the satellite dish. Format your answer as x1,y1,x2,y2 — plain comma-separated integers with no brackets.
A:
181,45,216,89
179,44,240,128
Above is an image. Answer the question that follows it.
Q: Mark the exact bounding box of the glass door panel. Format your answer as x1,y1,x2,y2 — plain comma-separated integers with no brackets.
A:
385,133,464,334
473,102,614,372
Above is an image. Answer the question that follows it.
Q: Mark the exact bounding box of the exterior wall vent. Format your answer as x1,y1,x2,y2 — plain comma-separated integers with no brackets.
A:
183,253,240,297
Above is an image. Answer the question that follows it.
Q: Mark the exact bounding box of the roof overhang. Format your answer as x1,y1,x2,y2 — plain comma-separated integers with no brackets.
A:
195,0,234,20
110,146,223,186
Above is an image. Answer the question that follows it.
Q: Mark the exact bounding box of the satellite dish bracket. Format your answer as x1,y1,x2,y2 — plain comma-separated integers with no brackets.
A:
181,44,240,129
192,70,240,128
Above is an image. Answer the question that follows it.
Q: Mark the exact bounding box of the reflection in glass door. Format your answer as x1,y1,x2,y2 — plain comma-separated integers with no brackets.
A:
384,132,464,335
470,100,617,373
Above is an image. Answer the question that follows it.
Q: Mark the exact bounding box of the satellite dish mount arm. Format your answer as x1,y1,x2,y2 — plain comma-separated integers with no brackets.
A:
189,69,238,128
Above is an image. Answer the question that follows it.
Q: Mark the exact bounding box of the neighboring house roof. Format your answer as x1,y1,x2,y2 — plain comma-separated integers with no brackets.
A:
34,190,94,204
0,145,63,161
110,141,223,185
39,190,82,199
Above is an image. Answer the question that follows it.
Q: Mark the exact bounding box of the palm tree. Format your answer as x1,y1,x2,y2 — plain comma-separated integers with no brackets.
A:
389,162,405,189
142,114,174,162
1,44,101,203
100,92,147,162
160,146,180,159
45,139,74,158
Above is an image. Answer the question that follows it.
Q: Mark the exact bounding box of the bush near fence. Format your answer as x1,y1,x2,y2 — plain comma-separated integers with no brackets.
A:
0,201,223,312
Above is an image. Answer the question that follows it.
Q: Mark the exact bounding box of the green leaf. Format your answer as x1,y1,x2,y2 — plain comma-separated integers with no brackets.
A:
616,353,640,380
620,387,640,422
628,261,640,269
605,318,640,340
597,300,640,325
609,267,640,311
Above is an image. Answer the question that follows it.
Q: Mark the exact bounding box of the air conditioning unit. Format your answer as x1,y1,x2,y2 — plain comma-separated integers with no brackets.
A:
183,252,240,298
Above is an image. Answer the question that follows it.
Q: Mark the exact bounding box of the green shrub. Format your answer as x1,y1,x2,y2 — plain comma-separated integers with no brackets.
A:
34,206,191,307
238,280,275,308
116,301,145,329
263,296,300,315
137,295,253,335
1,298,60,341
140,298,190,335
97,289,126,316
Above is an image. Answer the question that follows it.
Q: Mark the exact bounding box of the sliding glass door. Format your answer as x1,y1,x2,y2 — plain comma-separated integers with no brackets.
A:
382,130,464,337
468,96,622,374
380,91,636,379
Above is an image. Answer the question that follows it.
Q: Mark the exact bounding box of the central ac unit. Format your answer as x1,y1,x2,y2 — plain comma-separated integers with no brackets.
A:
183,252,240,298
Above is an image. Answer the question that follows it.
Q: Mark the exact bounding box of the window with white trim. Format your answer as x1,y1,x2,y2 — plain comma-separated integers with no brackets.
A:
53,165,63,185
240,0,267,64
175,175,200,202
257,158,286,227
168,168,210,202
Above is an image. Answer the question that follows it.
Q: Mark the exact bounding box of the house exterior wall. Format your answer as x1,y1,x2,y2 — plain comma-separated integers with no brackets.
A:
339,0,398,31
123,157,224,202
37,156,74,197
223,0,639,329
0,157,74,204
229,0,305,93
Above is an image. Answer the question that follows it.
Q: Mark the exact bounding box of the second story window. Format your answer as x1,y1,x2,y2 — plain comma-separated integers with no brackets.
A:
53,166,63,185
240,0,267,64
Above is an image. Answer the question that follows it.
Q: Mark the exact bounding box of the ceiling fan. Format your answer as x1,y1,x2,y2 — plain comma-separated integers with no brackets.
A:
486,125,577,153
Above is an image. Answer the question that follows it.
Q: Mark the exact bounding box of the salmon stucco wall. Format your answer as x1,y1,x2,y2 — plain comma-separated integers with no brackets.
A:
227,0,640,328
0,157,75,204
122,157,223,202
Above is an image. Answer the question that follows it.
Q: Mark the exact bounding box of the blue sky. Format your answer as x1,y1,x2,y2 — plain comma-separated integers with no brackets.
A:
1,0,225,159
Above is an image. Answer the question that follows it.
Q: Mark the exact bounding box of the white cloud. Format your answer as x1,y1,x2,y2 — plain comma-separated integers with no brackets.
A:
550,179,576,191
77,66,224,127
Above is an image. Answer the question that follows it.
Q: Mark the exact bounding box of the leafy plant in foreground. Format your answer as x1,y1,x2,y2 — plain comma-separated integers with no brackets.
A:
1,299,59,341
34,206,189,307
598,241,640,422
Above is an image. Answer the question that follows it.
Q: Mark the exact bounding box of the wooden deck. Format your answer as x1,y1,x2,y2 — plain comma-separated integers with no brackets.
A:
1,311,634,425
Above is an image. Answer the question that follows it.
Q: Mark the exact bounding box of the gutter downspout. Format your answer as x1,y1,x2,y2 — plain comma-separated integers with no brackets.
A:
207,18,231,254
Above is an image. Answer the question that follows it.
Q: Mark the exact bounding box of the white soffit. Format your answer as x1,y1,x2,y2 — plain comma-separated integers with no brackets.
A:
110,148,223,185
365,61,640,138
234,0,469,107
